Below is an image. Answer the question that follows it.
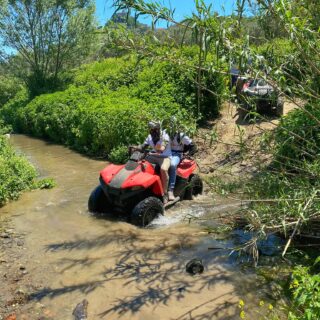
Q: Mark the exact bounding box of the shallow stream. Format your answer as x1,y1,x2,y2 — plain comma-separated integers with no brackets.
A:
0,135,281,319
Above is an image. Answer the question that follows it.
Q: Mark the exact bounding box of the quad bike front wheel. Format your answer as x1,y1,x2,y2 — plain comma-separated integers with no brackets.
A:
88,185,110,213
131,196,164,227
185,174,203,200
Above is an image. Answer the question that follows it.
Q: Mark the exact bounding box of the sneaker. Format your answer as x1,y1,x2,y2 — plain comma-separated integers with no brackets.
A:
168,191,175,201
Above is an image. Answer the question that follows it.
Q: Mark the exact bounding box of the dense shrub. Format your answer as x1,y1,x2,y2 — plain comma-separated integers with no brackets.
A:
5,86,153,156
0,89,30,130
274,103,320,169
0,119,12,135
0,51,226,157
0,136,37,206
131,58,225,118
0,75,23,107
74,56,138,89
288,258,320,320
109,144,130,164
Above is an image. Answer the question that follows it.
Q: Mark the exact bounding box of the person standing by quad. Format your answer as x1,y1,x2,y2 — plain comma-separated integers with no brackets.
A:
140,121,171,201
167,117,197,201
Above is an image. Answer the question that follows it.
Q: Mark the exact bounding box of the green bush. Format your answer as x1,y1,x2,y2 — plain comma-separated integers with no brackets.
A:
0,136,37,206
0,119,12,135
130,58,225,118
109,145,129,164
0,75,23,107
0,89,30,131
1,54,209,157
74,56,138,89
288,258,320,320
274,103,320,169
2,85,154,156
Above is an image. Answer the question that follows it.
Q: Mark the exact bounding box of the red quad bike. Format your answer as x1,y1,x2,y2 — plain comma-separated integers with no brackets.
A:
88,149,203,227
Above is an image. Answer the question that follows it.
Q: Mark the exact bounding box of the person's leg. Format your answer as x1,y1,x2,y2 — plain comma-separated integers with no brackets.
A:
169,155,180,191
160,158,170,195
145,155,169,196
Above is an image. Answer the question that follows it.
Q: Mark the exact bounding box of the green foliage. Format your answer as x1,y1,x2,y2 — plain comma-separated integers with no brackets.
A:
253,39,294,70
1,54,203,156
0,119,12,135
274,103,320,169
130,57,224,118
242,170,320,236
0,136,37,206
109,145,129,164
34,178,56,189
288,258,320,320
0,0,96,97
131,60,196,112
0,89,30,130
73,56,138,89
4,86,152,156
0,75,23,107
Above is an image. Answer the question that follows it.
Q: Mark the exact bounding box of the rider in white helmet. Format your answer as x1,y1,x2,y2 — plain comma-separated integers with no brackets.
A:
140,120,172,201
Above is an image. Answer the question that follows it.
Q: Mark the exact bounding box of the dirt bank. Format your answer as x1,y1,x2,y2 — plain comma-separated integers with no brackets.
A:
196,100,297,180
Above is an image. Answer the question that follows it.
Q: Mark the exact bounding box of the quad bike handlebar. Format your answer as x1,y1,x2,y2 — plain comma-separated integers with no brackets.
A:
128,146,160,162
128,145,197,162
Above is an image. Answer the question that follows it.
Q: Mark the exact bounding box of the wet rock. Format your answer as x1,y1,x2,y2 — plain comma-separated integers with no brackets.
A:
15,288,25,295
186,259,204,275
72,299,88,320
16,240,24,247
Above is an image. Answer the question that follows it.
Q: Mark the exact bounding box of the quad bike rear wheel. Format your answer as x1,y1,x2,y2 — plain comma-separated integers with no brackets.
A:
275,98,284,117
88,185,110,213
131,196,164,227
185,174,203,200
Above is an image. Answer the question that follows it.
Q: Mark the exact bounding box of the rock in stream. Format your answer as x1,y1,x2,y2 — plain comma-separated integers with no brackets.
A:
72,299,88,320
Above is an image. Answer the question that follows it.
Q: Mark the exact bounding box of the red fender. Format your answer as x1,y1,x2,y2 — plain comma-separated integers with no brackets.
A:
177,159,197,179
121,172,163,196
100,164,124,184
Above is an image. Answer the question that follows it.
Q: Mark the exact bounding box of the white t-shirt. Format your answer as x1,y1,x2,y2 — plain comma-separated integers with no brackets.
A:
144,131,172,157
171,133,192,152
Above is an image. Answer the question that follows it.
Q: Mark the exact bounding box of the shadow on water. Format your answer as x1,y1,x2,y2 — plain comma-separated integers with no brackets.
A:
32,224,282,319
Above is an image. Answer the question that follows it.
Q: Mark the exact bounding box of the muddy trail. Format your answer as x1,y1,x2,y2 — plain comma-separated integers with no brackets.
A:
0,135,280,320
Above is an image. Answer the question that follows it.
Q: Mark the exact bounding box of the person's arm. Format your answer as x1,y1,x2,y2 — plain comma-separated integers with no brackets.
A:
133,136,150,152
181,134,196,155
155,132,169,153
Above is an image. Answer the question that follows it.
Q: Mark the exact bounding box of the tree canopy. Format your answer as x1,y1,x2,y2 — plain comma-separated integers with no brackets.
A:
0,0,96,96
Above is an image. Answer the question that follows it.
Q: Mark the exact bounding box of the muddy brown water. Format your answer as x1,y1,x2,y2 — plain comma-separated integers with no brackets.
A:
1,135,272,319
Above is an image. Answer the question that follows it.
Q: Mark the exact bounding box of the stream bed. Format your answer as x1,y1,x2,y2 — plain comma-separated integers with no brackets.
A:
0,135,284,320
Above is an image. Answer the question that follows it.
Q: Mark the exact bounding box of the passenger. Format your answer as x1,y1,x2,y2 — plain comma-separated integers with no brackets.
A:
167,118,197,201
140,121,171,202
